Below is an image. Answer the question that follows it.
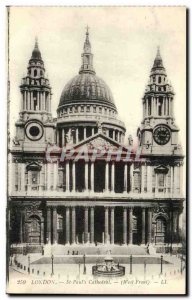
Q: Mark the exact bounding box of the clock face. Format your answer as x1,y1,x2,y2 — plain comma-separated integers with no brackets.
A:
153,125,171,145
25,121,43,141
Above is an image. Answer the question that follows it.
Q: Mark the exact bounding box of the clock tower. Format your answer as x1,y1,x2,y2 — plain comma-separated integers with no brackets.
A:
138,48,182,156
14,38,55,151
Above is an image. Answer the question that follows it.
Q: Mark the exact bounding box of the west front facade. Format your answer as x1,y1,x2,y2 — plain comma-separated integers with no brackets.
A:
8,30,184,254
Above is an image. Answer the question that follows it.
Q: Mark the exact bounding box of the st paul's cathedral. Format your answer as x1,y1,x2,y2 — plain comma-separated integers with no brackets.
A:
8,29,184,254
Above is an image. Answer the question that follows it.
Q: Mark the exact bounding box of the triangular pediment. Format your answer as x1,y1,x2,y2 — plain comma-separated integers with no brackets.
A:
154,165,169,173
73,133,128,153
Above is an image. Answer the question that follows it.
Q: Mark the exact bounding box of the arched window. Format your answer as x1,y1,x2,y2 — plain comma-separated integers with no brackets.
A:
158,76,161,83
34,69,37,77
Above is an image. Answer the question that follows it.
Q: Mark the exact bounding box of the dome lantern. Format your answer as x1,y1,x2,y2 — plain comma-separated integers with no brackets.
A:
79,26,95,75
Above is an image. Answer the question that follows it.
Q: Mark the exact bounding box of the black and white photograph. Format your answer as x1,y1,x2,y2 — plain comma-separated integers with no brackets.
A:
6,6,186,295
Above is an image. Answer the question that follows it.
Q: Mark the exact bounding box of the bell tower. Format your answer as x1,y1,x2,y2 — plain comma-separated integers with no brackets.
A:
137,47,182,155
14,38,55,150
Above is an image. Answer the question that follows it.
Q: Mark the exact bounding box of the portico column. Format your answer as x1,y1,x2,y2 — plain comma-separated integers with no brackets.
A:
147,208,152,244
85,162,89,191
90,207,94,244
92,127,94,136
123,207,127,244
46,207,51,244
90,162,94,192
105,162,109,192
141,208,146,244
124,163,128,192
72,162,76,192
111,161,115,192
84,207,89,243
71,207,76,244
104,207,109,244
66,161,70,192
66,207,70,244
110,207,115,244
52,207,57,244
128,207,133,244
84,127,86,140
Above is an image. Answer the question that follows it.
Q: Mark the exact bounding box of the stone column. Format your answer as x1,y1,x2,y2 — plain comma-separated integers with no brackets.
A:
76,128,79,144
72,162,76,192
53,162,58,191
46,207,51,244
128,207,133,244
111,161,115,192
71,207,76,244
43,91,45,111
130,163,134,192
113,130,115,140
37,92,39,111
146,99,148,116
90,207,94,244
104,207,109,244
39,166,44,191
147,208,152,244
85,162,89,191
84,127,86,140
47,163,51,190
84,207,89,243
90,162,94,192
110,207,115,244
147,165,152,193
66,207,70,244
52,207,57,244
117,131,120,143
141,164,145,193
123,207,127,244
105,162,109,192
62,129,65,146
170,166,173,195
124,163,128,192
141,208,146,244
92,127,94,136
66,161,70,192
20,163,25,192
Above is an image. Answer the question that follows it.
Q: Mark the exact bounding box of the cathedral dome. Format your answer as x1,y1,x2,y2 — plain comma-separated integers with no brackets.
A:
58,72,116,110
58,28,117,112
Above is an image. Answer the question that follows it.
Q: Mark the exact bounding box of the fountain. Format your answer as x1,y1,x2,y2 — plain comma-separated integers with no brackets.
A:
92,252,125,277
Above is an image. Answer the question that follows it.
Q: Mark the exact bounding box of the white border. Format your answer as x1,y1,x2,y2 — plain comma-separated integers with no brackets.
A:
0,1,190,299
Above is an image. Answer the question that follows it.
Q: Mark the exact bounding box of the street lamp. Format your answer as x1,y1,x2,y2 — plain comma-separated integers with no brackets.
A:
51,254,54,276
28,255,30,274
144,260,146,277
130,255,132,274
180,254,183,274
83,254,86,274
160,255,163,275
79,263,81,278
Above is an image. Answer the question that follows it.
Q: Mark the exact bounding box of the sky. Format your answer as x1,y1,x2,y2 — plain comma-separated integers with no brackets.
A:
8,6,186,152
